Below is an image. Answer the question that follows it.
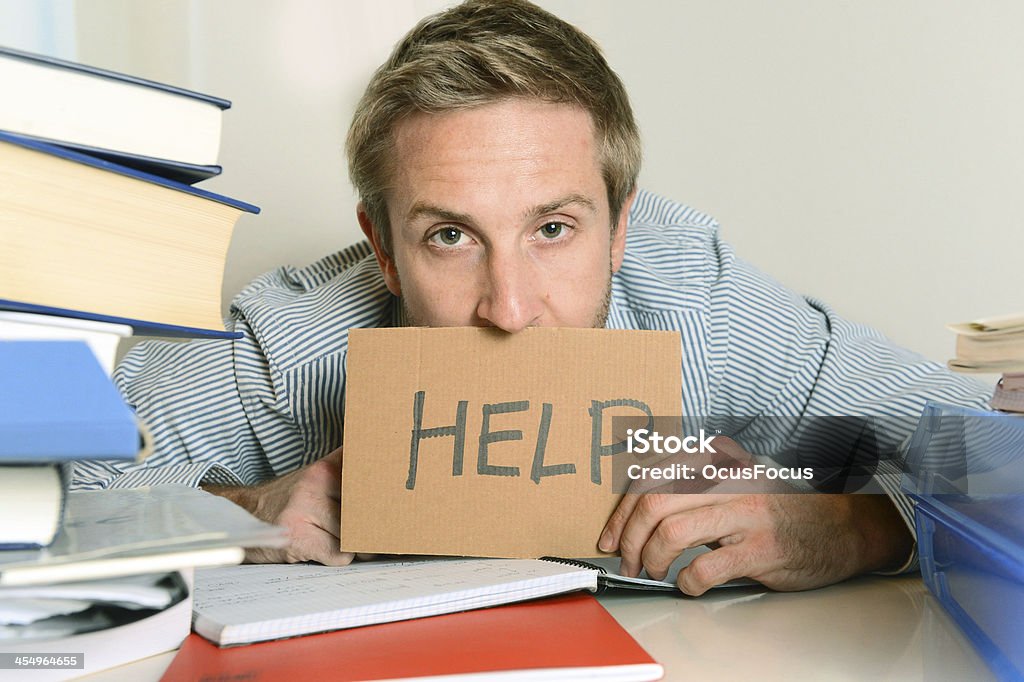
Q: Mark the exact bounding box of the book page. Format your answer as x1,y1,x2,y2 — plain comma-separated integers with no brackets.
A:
0,485,285,572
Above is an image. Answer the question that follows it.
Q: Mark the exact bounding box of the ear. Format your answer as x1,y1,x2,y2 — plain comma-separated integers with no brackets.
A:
610,189,636,273
357,203,402,297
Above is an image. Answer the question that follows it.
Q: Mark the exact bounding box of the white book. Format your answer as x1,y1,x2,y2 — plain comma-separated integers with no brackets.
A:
193,558,600,646
0,465,65,548
0,47,226,167
949,313,1024,337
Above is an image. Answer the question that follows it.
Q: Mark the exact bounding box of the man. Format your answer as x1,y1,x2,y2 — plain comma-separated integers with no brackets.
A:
75,0,987,595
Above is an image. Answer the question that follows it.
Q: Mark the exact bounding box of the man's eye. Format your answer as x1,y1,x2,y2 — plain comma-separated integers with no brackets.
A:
538,222,567,239
431,227,465,247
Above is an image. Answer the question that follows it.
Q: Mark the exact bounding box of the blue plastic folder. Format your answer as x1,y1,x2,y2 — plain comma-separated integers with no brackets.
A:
902,402,1024,681
0,341,139,461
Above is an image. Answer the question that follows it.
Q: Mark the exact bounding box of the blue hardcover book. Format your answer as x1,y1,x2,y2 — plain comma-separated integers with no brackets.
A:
2,132,222,185
0,300,242,341
0,45,229,167
0,131,258,335
0,341,141,461
0,130,257,212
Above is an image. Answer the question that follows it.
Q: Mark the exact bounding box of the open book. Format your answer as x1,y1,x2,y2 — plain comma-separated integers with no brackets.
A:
0,485,286,586
193,554,761,646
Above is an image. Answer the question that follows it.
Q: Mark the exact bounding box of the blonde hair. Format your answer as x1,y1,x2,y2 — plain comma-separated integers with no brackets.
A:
346,0,641,253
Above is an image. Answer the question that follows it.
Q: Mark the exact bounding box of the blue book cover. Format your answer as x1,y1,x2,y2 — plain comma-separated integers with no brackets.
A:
0,341,141,462
0,299,242,340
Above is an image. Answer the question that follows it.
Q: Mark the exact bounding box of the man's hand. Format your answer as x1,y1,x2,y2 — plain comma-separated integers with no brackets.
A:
598,437,913,595
205,446,354,565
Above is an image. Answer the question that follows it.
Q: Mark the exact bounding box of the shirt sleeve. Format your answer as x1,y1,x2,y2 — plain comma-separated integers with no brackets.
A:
71,310,304,491
70,244,385,492
705,240,991,573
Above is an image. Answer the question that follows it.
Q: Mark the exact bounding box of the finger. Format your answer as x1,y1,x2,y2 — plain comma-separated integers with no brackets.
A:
601,453,693,552
640,504,735,580
599,491,640,552
616,493,678,577
290,525,356,567
675,544,754,596
618,490,746,577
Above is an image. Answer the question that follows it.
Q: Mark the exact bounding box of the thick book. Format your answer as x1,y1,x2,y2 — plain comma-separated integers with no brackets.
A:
953,332,1024,368
0,340,141,461
166,593,664,682
0,131,258,333
0,485,287,587
0,464,66,549
6,135,223,185
0,46,228,168
948,313,1024,372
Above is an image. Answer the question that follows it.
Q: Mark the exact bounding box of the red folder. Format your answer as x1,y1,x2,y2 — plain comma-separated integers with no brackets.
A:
161,593,663,681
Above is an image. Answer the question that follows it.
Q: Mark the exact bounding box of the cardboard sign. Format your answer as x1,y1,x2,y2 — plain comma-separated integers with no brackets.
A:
340,327,682,558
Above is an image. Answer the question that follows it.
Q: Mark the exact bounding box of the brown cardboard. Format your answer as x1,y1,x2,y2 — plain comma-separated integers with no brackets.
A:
341,327,682,558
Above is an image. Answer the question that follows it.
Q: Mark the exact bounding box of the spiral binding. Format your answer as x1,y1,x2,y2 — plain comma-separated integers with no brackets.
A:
538,556,608,594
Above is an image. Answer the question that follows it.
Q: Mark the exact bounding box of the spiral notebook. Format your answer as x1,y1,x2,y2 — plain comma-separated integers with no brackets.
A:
193,558,599,646
193,554,759,646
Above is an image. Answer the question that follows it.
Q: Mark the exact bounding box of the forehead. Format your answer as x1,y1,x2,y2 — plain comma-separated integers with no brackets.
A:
388,100,604,211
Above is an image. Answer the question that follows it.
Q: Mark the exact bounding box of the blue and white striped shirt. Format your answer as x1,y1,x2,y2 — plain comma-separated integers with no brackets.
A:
76,190,990,568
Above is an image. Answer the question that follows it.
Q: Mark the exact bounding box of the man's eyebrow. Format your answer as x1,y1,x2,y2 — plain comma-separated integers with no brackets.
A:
527,194,597,219
406,203,473,224
406,194,598,226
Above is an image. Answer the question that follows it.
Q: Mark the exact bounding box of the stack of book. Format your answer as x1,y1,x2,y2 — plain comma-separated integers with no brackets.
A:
0,340,143,549
0,45,270,679
0,45,259,335
948,313,1024,414
0,486,286,680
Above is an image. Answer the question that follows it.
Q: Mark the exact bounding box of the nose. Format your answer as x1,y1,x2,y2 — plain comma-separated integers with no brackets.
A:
475,249,543,332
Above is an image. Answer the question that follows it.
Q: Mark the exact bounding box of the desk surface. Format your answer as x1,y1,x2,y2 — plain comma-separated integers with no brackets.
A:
85,575,993,682
600,575,993,681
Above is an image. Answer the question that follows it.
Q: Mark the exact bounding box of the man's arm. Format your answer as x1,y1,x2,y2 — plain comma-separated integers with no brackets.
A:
605,201,989,592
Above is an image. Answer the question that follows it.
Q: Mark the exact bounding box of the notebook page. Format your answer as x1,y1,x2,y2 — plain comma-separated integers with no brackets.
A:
193,558,598,645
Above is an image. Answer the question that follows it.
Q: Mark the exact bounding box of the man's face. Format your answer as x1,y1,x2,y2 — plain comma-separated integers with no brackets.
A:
359,99,631,331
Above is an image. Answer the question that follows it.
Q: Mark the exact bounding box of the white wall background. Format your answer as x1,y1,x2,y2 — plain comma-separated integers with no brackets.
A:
3,1,1021,368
